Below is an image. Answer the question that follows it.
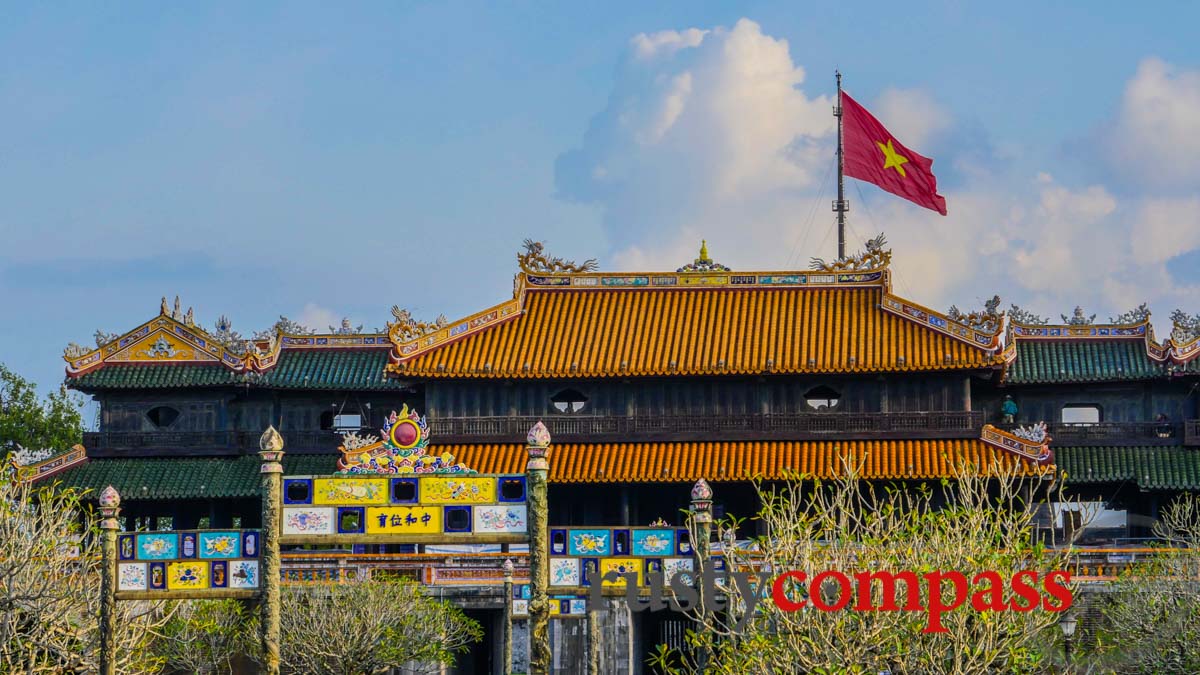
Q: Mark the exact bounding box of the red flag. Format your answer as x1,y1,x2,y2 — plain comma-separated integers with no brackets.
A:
841,91,947,215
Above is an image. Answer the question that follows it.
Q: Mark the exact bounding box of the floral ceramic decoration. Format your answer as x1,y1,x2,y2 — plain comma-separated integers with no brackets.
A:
568,529,611,557
166,561,208,590
473,505,527,533
631,529,674,556
198,532,241,559
118,563,147,591
136,533,178,560
230,560,259,589
283,507,335,535
549,558,580,587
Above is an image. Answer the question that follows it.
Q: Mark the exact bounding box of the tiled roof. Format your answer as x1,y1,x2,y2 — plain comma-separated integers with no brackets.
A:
1007,340,1162,384
49,440,1043,498
68,349,403,391
259,348,403,390
1058,446,1200,490
394,287,997,379
51,455,339,500
448,439,1041,482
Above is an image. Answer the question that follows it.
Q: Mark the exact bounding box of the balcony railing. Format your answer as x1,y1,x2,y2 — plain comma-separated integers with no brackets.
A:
82,430,344,456
993,421,1184,447
429,411,985,442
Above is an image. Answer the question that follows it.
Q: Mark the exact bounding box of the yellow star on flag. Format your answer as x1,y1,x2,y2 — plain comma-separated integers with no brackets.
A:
876,138,909,178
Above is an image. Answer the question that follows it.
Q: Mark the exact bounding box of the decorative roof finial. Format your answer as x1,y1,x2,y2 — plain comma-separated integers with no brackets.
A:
259,425,285,453
678,241,731,273
502,557,515,580
98,485,121,508
161,296,170,315
517,239,599,274
691,477,713,501
527,421,551,449
810,232,891,272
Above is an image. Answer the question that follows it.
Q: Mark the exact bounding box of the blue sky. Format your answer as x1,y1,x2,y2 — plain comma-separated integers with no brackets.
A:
3,2,1200,402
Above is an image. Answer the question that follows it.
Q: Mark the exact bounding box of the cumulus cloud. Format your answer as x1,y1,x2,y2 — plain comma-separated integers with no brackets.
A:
296,303,340,331
1104,57,1200,188
556,22,1200,322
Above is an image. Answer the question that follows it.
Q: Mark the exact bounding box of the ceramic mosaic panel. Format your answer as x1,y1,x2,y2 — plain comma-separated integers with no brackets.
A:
550,558,580,587
198,532,241,558
662,557,694,581
230,560,260,589
631,529,674,556
166,561,208,590
419,476,497,504
283,507,335,535
473,505,527,533
364,506,442,534
599,558,643,587
118,563,147,591
313,478,388,505
137,533,178,560
568,529,611,557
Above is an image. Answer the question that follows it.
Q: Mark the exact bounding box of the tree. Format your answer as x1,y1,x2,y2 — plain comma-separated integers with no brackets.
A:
0,364,84,459
1088,494,1200,673
0,473,170,673
651,458,1088,674
156,599,257,674
276,578,482,674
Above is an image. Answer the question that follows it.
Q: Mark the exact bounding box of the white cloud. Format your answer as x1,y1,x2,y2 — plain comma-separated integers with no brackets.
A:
296,303,339,331
1106,57,1200,186
558,24,1200,321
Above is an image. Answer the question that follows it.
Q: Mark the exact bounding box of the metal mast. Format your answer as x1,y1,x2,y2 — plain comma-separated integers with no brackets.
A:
833,70,848,260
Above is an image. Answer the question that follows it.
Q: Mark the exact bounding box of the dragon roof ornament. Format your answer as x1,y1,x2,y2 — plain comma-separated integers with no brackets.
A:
947,295,1003,334
810,233,891,272
389,306,449,343
677,240,731,273
517,239,598,275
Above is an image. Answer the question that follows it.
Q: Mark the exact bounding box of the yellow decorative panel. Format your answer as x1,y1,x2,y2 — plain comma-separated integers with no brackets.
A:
312,478,389,505
419,476,496,504
365,507,442,534
166,561,209,590
112,330,210,363
600,558,643,587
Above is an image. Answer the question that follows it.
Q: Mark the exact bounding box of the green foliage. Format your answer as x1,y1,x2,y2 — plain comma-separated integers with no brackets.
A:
156,599,257,674
0,363,84,458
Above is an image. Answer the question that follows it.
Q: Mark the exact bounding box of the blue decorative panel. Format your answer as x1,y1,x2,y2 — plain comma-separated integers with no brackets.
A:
283,479,314,504
336,507,365,534
580,558,601,586
211,561,228,588
137,533,178,560
612,529,631,555
198,532,241,559
644,558,664,578
443,505,473,533
118,535,135,560
181,533,197,559
497,476,527,502
389,477,419,504
632,529,675,556
242,531,260,557
148,562,167,589
568,529,611,557
550,529,568,555
676,529,692,555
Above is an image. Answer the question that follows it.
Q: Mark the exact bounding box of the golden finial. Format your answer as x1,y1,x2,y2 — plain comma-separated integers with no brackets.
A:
699,239,709,261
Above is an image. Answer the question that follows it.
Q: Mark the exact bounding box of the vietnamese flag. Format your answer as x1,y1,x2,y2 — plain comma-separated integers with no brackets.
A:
841,91,947,215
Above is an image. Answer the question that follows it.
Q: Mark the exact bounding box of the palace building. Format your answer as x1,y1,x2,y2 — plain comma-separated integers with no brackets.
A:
18,238,1200,672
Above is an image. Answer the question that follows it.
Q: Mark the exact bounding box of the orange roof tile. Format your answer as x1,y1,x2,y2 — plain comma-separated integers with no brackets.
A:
393,285,998,379
443,439,1042,483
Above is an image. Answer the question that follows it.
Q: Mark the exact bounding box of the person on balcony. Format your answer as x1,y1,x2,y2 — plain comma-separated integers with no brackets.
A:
1155,413,1173,438
1001,396,1018,424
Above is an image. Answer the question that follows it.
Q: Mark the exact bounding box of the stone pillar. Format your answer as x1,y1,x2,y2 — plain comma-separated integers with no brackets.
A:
98,486,121,675
526,421,552,675
258,426,285,675
587,606,601,674
690,478,714,672
502,558,514,675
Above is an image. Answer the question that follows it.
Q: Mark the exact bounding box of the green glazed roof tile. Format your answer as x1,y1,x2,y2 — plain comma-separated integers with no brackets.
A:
1007,340,1162,384
50,454,340,500
67,348,405,391
1058,446,1200,490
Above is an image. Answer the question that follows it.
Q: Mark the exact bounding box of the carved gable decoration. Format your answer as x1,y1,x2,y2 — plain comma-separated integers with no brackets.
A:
335,405,475,475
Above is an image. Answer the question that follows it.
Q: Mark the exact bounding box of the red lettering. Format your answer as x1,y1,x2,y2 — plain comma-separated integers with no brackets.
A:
922,571,968,633
1010,570,1040,612
771,571,807,612
1041,570,1073,612
853,570,921,611
970,571,1008,612
810,571,852,611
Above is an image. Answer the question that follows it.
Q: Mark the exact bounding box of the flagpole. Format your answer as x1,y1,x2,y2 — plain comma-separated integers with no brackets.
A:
834,70,847,260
